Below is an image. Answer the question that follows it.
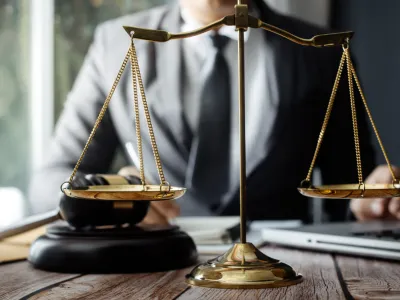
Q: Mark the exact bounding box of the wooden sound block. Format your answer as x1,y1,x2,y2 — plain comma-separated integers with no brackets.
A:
28,222,198,273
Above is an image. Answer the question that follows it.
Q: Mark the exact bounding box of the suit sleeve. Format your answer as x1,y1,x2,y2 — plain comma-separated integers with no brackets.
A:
28,25,119,214
317,52,376,221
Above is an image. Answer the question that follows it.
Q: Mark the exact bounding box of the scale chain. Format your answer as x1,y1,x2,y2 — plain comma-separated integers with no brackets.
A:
305,52,346,183
345,47,364,185
348,54,399,184
305,43,399,187
130,37,167,186
68,49,131,184
67,39,168,189
129,43,146,186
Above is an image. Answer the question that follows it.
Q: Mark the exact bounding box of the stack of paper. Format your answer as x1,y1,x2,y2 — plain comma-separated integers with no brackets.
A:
174,217,302,254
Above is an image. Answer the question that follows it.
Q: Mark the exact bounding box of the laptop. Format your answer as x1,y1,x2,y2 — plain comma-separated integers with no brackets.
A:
261,220,400,260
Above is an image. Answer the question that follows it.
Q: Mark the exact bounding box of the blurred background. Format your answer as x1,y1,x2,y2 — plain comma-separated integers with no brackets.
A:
0,0,398,222
0,0,166,224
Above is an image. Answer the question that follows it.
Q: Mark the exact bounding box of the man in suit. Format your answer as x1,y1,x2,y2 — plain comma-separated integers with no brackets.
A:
30,0,396,224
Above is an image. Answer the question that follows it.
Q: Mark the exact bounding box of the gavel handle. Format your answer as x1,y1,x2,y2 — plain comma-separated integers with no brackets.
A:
0,209,60,240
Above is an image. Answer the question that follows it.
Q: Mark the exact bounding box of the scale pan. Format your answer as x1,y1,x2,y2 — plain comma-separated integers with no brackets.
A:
298,183,400,199
63,185,186,201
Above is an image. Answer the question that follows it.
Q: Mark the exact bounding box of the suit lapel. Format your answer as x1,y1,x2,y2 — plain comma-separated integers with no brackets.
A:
268,42,296,151
123,2,186,155
256,0,296,157
116,4,189,185
152,4,187,155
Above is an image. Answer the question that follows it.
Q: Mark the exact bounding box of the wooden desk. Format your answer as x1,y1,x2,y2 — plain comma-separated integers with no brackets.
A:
1,246,399,300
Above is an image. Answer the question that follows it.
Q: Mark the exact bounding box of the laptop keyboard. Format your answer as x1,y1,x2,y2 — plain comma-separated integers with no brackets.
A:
352,229,400,240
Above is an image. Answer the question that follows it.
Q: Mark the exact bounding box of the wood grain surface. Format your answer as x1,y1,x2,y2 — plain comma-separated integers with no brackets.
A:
336,255,400,300
0,261,79,300
1,247,399,300
26,269,190,300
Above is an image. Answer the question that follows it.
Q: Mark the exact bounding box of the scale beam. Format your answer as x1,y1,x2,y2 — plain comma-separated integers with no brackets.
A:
124,15,353,48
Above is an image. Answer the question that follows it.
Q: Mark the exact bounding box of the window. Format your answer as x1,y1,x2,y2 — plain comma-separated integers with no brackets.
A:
0,0,167,216
0,1,30,197
54,0,167,118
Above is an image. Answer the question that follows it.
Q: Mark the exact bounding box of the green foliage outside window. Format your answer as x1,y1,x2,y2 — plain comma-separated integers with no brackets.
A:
0,1,30,194
54,0,168,118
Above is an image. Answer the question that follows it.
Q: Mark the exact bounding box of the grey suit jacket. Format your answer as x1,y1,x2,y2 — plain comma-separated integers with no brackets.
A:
29,0,375,222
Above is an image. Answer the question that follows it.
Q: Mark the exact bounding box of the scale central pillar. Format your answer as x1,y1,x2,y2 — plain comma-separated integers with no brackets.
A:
185,2,303,289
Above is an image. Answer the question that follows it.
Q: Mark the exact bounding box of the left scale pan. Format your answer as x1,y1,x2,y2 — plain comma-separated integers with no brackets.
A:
63,184,186,201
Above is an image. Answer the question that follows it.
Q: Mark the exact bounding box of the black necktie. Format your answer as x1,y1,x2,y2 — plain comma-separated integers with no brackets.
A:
190,34,231,209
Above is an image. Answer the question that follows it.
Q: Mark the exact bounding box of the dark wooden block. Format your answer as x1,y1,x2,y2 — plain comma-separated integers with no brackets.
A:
28,223,198,273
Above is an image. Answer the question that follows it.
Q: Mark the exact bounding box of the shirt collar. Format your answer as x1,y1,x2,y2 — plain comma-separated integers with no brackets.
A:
180,7,251,42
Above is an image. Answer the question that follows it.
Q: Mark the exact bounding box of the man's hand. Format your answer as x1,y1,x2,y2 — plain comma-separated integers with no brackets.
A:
118,166,180,225
140,199,180,225
350,165,400,220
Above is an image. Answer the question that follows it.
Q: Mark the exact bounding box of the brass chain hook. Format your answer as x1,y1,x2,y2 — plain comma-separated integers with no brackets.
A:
342,38,350,51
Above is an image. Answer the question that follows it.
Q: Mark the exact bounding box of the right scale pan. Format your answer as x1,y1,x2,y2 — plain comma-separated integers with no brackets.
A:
299,184,400,199
299,44,400,200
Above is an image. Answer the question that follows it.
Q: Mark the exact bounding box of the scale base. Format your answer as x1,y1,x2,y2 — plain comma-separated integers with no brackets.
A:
29,223,198,273
186,243,302,289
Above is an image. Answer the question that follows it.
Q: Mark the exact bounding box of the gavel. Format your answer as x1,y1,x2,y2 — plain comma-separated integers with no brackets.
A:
60,174,149,228
0,174,150,239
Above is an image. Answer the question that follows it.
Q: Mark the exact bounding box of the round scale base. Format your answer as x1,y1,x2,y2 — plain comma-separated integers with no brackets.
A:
186,243,302,289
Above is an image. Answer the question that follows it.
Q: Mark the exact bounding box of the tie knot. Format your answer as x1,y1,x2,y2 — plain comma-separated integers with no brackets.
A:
210,34,230,51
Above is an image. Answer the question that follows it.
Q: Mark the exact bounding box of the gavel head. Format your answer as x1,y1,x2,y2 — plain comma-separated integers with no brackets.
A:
59,174,149,229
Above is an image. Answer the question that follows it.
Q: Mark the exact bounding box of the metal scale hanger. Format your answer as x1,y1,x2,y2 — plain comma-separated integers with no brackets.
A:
60,0,400,289
299,43,400,199
61,36,186,202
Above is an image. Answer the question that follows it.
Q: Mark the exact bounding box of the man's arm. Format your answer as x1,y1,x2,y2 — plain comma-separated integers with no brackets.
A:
28,25,119,214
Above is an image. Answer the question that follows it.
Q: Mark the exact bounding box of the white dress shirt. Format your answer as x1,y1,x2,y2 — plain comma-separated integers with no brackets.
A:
180,8,278,208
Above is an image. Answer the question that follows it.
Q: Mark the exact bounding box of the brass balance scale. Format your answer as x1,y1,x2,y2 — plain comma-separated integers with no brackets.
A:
61,0,400,289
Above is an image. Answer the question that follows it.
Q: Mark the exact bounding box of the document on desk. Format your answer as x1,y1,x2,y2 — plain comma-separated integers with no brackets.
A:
173,217,302,255
0,226,46,263
0,214,302,261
